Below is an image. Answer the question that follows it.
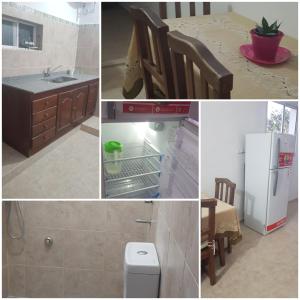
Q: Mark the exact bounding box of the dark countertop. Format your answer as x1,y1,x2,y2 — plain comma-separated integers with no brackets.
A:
2,71,98,94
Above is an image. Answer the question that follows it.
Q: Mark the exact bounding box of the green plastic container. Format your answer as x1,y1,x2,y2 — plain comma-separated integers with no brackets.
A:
104,141,123,175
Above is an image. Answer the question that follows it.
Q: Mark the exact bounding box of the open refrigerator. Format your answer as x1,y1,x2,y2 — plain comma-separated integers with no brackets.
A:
101,101,199,199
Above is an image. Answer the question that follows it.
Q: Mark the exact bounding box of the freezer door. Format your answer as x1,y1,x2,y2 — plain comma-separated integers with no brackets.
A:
266,168,290,233
270,133,295,169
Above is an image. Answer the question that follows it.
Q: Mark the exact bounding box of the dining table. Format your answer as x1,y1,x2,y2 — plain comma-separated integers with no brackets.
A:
201,195,242,245
123,12,298,99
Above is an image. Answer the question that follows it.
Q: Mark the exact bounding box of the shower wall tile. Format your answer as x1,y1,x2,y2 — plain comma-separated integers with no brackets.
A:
181,263,199,298
107,202,151,236
63,202,107,231
2,203,8,266
26,227,64,267
170,201,193,256
2,266,8,298
63,230,105,269
163,235,186,298
64,268,104,298
24,202,66,228
5,201,153,298
150,201,199,298
25,266,64,298
7,237,26,265
103,270,123,298
8,265,25,297
185,201,199,282
155,210,170,274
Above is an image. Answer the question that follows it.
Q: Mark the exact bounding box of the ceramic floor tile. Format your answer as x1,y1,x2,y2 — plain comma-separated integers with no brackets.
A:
201,200,298,298
3,129,99,199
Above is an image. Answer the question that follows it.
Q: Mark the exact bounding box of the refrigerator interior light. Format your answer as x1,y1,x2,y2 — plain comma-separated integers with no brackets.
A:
133,122,150,140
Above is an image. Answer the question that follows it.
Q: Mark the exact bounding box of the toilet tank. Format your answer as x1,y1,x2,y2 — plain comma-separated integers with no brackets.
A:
124,242,160,298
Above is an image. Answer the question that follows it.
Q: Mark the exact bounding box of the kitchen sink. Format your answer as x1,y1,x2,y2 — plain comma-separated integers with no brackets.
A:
44,76,77,83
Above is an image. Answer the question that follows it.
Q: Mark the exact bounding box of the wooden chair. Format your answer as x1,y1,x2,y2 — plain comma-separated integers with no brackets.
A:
130,6,175,99
215,178,236,206
167,30,233,99
201,198,217,285
215,178,236,255
159,2,211,19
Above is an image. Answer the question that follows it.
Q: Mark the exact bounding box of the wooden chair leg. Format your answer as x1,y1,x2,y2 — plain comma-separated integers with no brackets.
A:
208,250,216,285
227,238,232,254
217,237,225,266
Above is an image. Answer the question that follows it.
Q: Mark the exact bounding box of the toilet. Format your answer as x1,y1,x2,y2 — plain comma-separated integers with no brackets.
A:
124,242,160,298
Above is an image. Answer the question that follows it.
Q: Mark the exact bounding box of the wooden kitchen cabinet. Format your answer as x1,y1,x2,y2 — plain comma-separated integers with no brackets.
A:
86,82,98,116
72,86,89,123
3,79,98,157
57,85,88,132
57,90,73,132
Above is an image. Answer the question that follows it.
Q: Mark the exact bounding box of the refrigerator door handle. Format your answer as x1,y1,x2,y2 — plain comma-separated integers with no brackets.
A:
276,137,281,168
273,170,279,196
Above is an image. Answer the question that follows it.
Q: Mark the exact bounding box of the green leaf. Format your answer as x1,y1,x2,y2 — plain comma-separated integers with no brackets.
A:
262,17,269,31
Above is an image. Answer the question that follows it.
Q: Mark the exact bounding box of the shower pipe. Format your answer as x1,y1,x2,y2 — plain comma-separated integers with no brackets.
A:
7,201,25,239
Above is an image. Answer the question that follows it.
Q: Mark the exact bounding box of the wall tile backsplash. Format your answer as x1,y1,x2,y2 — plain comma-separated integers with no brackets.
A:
2,3,99,77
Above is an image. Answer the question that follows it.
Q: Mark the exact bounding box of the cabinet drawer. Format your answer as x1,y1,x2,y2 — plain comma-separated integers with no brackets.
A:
32,106,57,125
32,127,56,150
32,117,56,137
32,94,58,113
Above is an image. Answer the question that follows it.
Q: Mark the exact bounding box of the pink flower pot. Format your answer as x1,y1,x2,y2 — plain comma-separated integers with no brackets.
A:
250,29,284,61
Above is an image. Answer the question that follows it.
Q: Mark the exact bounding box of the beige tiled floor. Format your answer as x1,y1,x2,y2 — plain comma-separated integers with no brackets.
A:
81,116,99,137
3,120,99,199
201,200,298,298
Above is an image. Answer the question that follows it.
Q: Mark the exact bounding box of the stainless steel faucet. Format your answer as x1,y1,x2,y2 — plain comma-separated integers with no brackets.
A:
43,65,63,77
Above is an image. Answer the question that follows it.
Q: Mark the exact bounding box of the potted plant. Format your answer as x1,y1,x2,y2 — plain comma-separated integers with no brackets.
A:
250,17,283,61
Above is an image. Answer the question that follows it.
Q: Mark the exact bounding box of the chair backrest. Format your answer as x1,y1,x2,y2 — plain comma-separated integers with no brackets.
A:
130,6,175,99
215,178,236,206
167,30,233,99
159,2,211,19
201,198,217,245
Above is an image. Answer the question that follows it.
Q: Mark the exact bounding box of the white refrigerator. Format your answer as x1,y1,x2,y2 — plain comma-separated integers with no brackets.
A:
101,101,199,199
245,132,295,235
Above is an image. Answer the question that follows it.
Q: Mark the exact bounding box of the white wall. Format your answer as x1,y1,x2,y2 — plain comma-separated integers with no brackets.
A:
23,2,99,24
202,101,298,220
201,102,268,220
23,2,78,23
79,2,99,24
229,2,298,39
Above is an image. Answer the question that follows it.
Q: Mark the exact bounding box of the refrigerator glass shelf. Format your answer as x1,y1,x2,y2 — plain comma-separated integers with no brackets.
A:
105,174,160,198
103,141,161,163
